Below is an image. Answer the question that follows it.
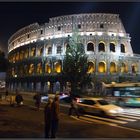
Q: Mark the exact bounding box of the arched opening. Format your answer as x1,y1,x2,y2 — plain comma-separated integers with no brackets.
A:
54,61,61,73
98,62,106,73
65,43,70,52
132,63,138,73
31,47,36,57
110,62,117,73
57,46,62,54
25,48,29,58
110,43,115,52
98,42,105,52
87,62,95,73
38,47,43,56
12,67,15,77
120,62,128,73
20,51,24,60
120,44,125,53
45,63,51,73
29,64,34,74
16,52,19,61
37,63,42,74
48,46,52,55
24,65,28,75
87,42,94,52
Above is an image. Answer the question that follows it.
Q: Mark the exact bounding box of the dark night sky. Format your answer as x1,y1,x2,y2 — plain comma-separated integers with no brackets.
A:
0,2,140,55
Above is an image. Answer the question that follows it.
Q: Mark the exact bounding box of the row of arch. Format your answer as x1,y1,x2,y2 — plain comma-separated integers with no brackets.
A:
9,42,126,63
9,61,138,78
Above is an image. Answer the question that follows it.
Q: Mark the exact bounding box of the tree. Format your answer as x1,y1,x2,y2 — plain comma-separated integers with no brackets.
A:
63,31,91,97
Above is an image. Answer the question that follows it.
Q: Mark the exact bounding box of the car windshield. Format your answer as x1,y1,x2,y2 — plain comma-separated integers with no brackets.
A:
97,100,109,105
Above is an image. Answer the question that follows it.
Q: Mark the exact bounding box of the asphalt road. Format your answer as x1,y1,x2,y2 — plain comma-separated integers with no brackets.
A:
1,93,140,138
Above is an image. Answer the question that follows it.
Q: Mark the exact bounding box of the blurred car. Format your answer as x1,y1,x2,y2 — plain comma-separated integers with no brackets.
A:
41,93,69,102
76,98,124,117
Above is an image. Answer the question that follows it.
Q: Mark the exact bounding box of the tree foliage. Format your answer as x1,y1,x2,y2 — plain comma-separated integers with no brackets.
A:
63,32,91,96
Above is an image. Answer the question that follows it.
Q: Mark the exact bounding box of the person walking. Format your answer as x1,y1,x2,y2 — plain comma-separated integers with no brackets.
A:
51,95,60,138
44,97,53,138
33,93,41,110
68,97,80,118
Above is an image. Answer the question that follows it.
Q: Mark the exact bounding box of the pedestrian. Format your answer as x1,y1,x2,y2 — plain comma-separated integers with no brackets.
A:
51,94,60,138
44,97,53,138
33,93,41,110
5,89,9,101
68,97,80,118
15,89,23,107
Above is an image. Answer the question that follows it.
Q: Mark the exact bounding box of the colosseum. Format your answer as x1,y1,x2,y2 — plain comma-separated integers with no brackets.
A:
7,13,140,93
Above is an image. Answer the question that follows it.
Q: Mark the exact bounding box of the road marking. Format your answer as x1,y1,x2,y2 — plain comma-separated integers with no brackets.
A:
116,116,136,122
118,114,140,120
70,116,92,124
120,112,140,117
80,116,118,126
84,114,127,124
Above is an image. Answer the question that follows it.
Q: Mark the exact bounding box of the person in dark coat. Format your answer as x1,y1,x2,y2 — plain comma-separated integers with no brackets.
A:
15,89,23,107
68,97,80,118
33,93,41,110
44,97,53,138
51,95,60,138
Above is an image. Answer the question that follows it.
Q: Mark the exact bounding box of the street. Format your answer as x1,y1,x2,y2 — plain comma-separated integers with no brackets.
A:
0,95,140,138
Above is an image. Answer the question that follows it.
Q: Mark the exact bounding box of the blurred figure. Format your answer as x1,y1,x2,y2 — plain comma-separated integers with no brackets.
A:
68,97,80,118
5,89,9,101
44,97,53,138
33,93,41,110
51,95,60,138
15,89,23,107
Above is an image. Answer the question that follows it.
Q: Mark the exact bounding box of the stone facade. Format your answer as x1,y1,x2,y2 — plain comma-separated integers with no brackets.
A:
7,13,140,93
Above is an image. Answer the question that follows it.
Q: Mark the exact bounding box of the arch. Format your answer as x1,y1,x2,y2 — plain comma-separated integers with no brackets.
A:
16,52,19,61
20,51,24,60
37,63,42,74
131,63,138,73
29,64,34,74
110,42,115,52
120,62,128,73
31,47,36,57
87,42,94,52
98,42,105,52
54,61,61,73
110,62,117,73
25,48,29,58
12,67,15,77
48,46,52,55
87,61,95,73
45,63,51,73
57,46,62,54
65,43,70,52
98,61,106,73
24,65,28,75
120,44,125,53
38,47,43,56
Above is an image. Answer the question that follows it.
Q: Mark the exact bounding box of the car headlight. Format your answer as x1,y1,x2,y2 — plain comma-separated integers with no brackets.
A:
109,110,117,114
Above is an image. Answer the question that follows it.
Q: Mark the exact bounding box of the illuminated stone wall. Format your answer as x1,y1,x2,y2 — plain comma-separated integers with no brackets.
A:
7,13,140,92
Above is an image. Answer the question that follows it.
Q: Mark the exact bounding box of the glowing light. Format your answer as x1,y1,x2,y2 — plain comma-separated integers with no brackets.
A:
40,37,44,40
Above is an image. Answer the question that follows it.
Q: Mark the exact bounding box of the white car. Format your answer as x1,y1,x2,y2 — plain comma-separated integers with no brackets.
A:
76,98,124,117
